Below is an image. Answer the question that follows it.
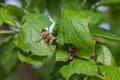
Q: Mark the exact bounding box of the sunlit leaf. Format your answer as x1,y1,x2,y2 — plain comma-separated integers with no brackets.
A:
56,50,68,62
55,45,68,62
14,13,55,56
60,59,97,79
96,45,116,66
57,10,95,58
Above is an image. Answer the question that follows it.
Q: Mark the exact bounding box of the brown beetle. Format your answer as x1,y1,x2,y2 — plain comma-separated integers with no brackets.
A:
36,30,53,45
68,45,77,59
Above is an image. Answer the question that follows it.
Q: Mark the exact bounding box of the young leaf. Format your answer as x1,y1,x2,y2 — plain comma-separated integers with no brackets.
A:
90,28,120,41
14,14,55,56
99,65,120,80
0,8,12,26
60,59,97,79
57,10,95,58
96,45,116,66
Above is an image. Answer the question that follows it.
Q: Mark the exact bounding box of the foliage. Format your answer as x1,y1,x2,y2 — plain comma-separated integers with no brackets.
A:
0,0,120,80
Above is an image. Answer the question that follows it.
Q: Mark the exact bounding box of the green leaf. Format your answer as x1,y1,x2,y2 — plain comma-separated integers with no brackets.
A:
0,65,7,79
0,43,15,65
0,36,15,65
102,0,120,5
2,52,18,74
19,0,42,11
56,45,68,62
90,12,102,24
26,0,42,12
60,59,97,79
36,54,55,80
46,0,61,19
0,36,18,74
14,13,55,56
57,10,95,58
56,50,68,62
20,0,27,8
3,4,26,22
0,36,13,48
90,28,120,41
61,0,80,10
17,51,45,64
96,45,116,66
0,8,12,26
99,65,120,80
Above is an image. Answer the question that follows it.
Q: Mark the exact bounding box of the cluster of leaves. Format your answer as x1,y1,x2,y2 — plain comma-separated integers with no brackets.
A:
1,0,120,80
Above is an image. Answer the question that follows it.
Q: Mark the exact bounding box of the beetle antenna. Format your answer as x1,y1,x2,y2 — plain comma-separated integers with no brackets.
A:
36,38,43,43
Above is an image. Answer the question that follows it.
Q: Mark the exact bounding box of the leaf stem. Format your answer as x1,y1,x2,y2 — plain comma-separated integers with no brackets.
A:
0,30,14,34
82,0,87,7
96,74,104,80
84,76,88,80
78,0,87,10
7,20,21,29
